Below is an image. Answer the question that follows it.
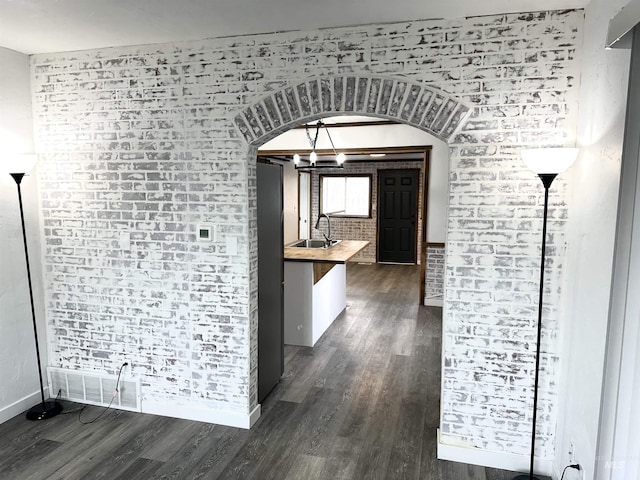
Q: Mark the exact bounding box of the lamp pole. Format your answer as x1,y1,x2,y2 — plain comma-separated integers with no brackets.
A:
513,173,555,480
514,148,578,480
9,167,62,420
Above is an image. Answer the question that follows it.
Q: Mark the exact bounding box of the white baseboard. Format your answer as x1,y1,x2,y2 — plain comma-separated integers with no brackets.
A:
424,298,443,307
249,404,261,427
351,257,376,264
0,387,50,425
142,399,261,429
437,430,553,477
349,258,424,266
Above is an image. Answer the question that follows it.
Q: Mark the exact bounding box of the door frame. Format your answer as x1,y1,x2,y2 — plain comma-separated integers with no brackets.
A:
376,167,421,265
298,171,311,239
419,147,431,303
596,25,640,480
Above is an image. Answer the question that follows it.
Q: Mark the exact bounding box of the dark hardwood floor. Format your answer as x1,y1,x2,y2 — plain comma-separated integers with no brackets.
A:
0,263,523,479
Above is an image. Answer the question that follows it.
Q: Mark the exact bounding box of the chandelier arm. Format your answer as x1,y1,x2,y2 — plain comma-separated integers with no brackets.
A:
305,124,314,148
313,121,321,149
325,127,338,156
295,120,344,169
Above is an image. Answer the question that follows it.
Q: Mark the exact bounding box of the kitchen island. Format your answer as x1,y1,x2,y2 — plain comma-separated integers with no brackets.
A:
283,240,369,347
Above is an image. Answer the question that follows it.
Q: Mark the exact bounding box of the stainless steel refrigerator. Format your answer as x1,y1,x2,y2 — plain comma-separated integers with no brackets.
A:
257,160,284,403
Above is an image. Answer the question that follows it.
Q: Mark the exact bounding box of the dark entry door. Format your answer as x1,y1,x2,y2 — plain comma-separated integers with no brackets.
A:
378,169,419,264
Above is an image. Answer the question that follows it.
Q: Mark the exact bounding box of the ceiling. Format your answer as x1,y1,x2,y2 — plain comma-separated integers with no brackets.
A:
1,0,588,55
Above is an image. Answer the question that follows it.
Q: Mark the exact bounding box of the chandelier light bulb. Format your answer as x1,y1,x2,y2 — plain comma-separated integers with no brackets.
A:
310,151,317,164
293,153,300,165
336,152,345,164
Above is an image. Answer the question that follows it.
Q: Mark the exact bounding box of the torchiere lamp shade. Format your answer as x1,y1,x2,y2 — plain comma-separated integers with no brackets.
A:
521,148,579,175
4,154,37,175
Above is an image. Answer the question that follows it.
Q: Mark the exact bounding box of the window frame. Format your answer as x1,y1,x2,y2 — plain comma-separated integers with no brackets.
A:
319,173,372,218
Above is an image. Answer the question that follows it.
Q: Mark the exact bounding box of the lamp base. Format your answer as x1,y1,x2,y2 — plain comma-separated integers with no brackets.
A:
511,475,543,480
26,400,63,420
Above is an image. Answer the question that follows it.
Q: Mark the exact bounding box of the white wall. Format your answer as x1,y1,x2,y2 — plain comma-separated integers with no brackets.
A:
556,0,631,478
281,161,299,244
0,47,47,423
260,121,449,243
427,141,448,244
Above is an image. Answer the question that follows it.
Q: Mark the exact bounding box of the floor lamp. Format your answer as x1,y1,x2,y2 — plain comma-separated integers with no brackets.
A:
7,155,63,421
512,148,579,480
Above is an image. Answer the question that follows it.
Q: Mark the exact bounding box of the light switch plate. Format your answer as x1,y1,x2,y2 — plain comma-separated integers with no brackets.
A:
197,224,215,242
119,231,131,250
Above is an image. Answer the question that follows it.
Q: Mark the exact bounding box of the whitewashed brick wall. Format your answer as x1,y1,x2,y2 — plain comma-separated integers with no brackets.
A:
425,244,446,305
31,9,582,458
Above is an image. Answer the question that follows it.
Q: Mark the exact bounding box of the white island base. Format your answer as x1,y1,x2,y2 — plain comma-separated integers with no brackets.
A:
284,261,346,347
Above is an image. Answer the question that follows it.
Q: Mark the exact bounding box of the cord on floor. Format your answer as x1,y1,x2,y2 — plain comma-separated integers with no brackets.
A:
560,464,581,480
79,362,128,424
54,362,128,424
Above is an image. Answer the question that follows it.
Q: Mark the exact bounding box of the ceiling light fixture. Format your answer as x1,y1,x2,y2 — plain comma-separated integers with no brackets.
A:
294,121,345,170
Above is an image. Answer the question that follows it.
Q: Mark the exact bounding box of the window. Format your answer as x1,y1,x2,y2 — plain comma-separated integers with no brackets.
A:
320,174,371,217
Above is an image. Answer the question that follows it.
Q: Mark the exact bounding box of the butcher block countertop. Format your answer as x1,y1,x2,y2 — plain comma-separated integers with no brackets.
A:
284,240,369,264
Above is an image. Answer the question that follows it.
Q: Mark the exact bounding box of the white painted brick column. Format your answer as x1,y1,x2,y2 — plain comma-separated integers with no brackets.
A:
425,244,446,306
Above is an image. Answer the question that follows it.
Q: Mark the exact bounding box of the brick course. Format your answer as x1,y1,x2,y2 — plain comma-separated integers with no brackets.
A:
31,9,582,458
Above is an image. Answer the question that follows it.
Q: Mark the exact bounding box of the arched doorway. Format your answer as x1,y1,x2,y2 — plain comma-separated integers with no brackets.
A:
232,74,473,416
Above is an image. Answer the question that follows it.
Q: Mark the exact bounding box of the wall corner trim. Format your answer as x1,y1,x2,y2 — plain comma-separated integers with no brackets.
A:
249,404,262,428
607,0,640,48
437,430,554,477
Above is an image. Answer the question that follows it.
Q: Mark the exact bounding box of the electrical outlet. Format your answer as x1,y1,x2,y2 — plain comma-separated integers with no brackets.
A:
122,360,133,374
568,439,575,463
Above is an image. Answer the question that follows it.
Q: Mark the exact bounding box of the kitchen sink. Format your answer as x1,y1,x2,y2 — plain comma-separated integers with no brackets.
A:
289,239,341,248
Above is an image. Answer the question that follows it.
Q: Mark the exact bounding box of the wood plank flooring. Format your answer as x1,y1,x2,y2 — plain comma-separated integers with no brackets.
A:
0,263,527,479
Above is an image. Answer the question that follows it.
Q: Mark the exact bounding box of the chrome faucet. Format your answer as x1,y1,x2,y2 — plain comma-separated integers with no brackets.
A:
315,213,332,246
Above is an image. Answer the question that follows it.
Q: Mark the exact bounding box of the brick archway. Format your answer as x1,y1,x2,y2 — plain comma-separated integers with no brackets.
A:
235,74,474,417
233,74,473,145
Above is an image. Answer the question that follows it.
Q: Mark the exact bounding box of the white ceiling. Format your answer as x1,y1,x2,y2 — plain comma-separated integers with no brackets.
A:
1,0,588,55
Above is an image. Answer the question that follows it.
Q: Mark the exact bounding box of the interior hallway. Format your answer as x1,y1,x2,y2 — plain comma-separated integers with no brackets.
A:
0,263,528,479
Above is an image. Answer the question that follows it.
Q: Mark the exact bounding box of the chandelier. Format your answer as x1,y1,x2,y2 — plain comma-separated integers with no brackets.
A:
293,120,345,170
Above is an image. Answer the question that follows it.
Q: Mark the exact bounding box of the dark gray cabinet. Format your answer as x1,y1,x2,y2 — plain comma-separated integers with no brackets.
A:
257,160,284,403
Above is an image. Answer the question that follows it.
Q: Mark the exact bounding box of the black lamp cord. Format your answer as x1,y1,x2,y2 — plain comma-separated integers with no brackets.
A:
57,362,128,424
560,464,581,480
